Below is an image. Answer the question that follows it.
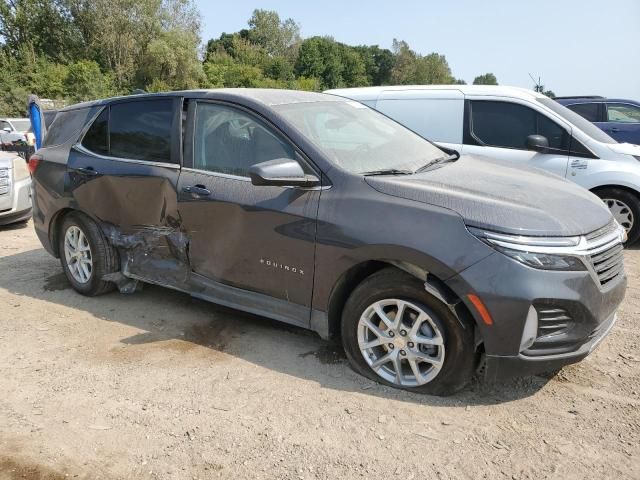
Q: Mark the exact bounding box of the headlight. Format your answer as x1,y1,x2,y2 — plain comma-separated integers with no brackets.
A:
12,156,30,181
494,246,587,271
469,227,587,271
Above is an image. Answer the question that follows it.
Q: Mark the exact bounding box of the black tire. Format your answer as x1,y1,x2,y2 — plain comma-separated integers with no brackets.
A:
594,187,640,245
341,268,475,396
58,212,119,296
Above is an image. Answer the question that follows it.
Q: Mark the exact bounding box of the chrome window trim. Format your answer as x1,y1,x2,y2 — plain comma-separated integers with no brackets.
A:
73,144,181,170
181,167,251,182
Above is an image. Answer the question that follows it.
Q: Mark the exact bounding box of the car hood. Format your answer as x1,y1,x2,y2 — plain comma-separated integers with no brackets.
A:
365,155,612,237
607,142,640,155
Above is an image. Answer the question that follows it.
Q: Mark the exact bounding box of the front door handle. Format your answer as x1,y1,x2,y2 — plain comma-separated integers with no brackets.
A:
76,166,98,176
183,184,211,197
610,127,620,133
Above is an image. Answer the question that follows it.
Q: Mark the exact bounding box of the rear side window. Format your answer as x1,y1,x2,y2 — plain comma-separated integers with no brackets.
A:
470,101,570,152
607,103,640,123
566,103,600,122
82,108,108,155
44,108,94,147
109,100,174,163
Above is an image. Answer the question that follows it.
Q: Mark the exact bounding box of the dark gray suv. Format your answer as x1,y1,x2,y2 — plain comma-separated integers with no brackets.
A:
29,89,627,395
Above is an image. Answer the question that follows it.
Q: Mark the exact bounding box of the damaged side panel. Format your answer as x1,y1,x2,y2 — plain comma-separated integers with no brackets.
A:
68,149,192,292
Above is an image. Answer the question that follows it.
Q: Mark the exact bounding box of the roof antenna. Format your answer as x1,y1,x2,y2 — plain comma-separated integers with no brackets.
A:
131,89,146,95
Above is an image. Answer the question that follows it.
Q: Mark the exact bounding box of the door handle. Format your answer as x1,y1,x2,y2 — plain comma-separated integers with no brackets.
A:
610,127,620,133
76,166,98,176
183,184,211,197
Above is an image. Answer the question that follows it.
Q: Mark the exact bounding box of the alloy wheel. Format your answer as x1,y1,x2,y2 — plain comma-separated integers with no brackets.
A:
64,225,93,284
357,299,445,387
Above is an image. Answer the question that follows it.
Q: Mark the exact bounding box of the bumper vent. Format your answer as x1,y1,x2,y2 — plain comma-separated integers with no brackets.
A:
536,307,571,338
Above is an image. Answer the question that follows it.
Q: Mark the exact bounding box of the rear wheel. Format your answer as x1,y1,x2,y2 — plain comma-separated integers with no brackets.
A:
58,212,118,296
341,268,475,396
595,188,640,245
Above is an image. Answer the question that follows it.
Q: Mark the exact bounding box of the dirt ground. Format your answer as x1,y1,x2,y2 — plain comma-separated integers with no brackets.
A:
0,220,639,480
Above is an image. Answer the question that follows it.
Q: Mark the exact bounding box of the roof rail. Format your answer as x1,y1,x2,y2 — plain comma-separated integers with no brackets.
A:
554,95,605,100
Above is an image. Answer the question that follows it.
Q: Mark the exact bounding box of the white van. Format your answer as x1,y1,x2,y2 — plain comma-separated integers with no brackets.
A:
326,85,640,244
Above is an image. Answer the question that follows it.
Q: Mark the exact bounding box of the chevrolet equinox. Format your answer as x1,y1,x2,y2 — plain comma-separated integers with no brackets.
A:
30,89,627,395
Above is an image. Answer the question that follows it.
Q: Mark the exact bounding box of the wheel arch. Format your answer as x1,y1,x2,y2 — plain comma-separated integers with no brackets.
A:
324,259,479,347
590,184,640,198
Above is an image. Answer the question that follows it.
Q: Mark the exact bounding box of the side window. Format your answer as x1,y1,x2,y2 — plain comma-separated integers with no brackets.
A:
82,108,108,155
109,99,174,163
537,114,570,151
194,103,296,177
567,103,600,122
0,120,10,131
607,103,640,123
470,101,570,152
470,101,536,149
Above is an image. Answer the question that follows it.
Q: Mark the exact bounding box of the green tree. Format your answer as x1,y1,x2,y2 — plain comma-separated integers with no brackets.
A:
473,73,498,85
64,60,114,102
0,0,82,62
247,9,300,58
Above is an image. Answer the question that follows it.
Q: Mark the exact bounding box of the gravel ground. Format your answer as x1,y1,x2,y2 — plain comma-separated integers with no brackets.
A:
1,220,639,480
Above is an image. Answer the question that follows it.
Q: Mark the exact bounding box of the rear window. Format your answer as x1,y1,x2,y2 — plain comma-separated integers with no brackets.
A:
109,100,174,163
44,108,95,147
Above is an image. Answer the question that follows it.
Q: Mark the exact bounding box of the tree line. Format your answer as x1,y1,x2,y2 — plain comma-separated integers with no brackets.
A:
0,2,500,116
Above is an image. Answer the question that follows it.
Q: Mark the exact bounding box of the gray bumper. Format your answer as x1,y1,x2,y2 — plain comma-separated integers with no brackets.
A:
481,311,617,382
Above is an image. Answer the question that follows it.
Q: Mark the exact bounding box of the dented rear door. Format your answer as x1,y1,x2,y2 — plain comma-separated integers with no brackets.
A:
69,97,189,286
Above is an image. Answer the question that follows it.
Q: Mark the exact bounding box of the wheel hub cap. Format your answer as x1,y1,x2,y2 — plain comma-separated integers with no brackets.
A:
602,198,634,233
63,225,93,284
357,299,445,387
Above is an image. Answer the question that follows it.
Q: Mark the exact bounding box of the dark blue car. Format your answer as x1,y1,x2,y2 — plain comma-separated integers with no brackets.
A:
555,96,640,145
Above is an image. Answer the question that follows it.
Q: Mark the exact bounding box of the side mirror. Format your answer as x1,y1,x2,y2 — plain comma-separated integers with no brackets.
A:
249,158,320,187
526,134,549,153
2,127,11,133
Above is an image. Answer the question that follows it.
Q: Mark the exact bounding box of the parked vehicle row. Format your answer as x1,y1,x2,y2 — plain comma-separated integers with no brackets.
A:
556,96,640,145
326,86,640,244
30,89,626,395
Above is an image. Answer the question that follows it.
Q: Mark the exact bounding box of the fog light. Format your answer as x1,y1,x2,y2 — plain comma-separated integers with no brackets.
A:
520,306,538,351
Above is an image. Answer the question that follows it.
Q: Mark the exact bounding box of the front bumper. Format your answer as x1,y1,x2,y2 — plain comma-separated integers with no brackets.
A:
482,311,617,382
0,176,32,225
446,249,627,381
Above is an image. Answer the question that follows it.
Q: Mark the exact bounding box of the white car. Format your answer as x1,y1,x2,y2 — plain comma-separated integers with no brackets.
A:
0,151,32,225
326,85,640,244
0,117,35,149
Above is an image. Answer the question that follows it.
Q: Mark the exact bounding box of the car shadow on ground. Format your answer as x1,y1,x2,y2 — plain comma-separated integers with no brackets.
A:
0,247,555,407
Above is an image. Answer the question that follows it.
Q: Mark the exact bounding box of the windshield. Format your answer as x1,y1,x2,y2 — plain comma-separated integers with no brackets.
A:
274,100,445,174
11,120,30,132
538,98,617,144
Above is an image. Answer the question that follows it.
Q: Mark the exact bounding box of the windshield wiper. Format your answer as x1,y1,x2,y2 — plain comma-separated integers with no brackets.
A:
361,168,414,176
414,153,459,174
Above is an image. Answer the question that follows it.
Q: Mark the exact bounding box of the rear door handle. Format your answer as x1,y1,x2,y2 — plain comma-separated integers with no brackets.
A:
610,127,620,133
183,185,211,197
76,166,98,176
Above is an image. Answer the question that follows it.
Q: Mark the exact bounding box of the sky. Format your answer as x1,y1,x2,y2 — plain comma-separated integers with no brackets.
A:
195,0,640,99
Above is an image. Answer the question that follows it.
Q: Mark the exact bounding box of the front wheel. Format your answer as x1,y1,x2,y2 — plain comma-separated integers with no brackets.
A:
595,188,640,245
341,268,475,396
